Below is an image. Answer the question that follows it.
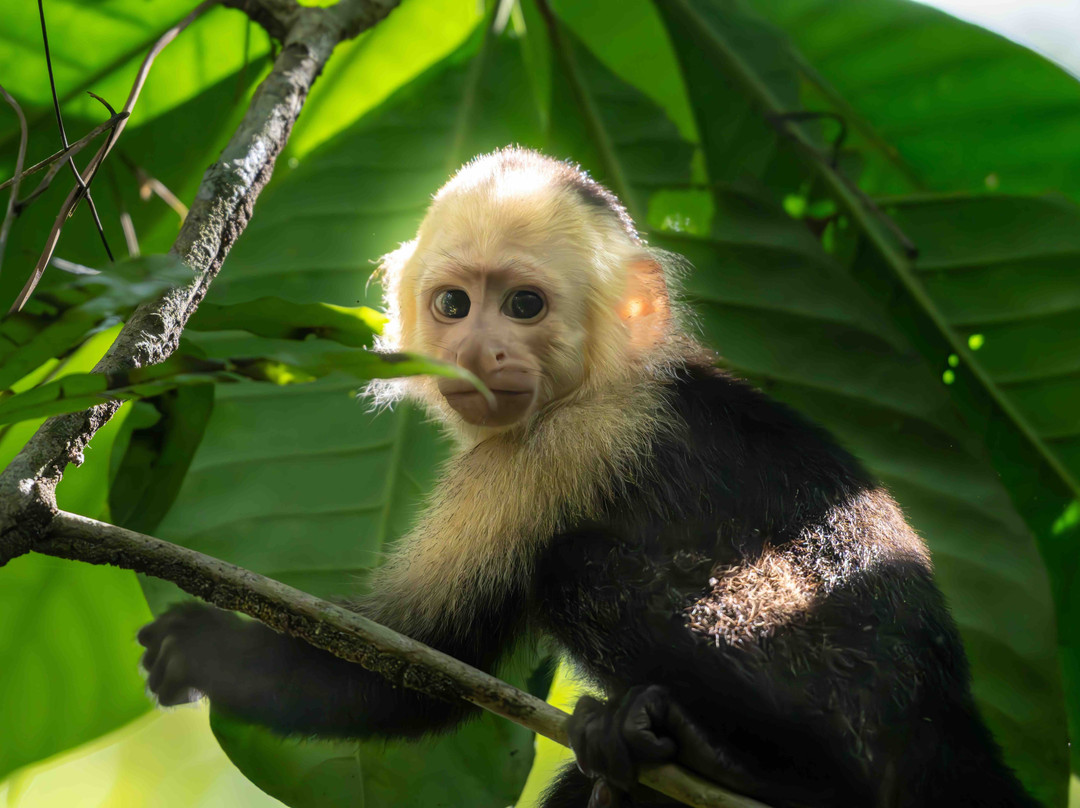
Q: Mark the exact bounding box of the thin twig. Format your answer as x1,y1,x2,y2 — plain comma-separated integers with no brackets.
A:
50,255,100,276
13,113,129,213
107,164,139,257
120,155,189,220
41,510,769,808
10,0,220,313
0,113,129,195
0,83,28,278
37,0,114,263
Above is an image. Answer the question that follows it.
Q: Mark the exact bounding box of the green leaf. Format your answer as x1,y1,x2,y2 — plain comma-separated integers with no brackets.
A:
0,255,190,390
656,4,1069,798
210,648,543,808
0,355,228,426
882,193,1080,775
547,0,697,142
0,329,151,782
108,386,215,536
0,4,269,129
189,297,388,347
545,13,694,220
0,335,486,426
753,0,1080,199
0,555,152,783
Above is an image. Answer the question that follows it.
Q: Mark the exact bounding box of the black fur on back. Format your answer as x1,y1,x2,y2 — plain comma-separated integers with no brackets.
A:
534,362,1038,807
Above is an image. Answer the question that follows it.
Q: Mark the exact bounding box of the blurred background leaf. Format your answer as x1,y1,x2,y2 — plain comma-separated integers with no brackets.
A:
0,328,151,782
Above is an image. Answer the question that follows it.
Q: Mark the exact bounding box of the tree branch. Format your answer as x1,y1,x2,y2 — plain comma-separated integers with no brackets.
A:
0,0,400,563
41,510,769,808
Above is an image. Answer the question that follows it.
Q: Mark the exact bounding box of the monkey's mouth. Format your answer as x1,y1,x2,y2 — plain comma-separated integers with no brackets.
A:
439,382,536,427
443,388,533,406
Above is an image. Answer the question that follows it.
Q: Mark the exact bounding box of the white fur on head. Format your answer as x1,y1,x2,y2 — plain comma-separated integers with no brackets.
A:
369,147,688,434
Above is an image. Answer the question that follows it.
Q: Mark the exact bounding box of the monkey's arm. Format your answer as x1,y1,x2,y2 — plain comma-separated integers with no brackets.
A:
138,597,520,739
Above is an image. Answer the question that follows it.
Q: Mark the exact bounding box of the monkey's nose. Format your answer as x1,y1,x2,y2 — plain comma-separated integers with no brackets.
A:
455,334,510,375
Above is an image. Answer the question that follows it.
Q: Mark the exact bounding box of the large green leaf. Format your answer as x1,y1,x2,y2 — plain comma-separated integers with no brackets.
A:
0,332,483,426
886,194,1080,483
653,1,1069,801
0,3,269,135
883,193,1080,774
108,388,215,537
210,648,540,808
0,328,151,782
753,0,1080,199
544,17,694,218
547,0,697,142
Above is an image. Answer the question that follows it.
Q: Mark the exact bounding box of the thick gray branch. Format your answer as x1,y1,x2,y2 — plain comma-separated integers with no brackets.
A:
41,510,767,808
0,0,399,564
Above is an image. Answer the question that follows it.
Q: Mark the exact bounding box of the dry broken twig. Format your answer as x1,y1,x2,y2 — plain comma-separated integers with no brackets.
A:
0,112,130,204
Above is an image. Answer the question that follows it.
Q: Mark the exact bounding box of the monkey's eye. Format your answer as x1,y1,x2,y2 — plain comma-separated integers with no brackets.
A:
504,290,545,320
434,289,470,319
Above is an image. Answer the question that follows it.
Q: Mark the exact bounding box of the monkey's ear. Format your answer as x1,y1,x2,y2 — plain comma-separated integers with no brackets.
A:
618,259,669,354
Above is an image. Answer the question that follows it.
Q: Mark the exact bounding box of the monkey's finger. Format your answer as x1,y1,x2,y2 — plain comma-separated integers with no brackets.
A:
575,710,605,777
137,604,199,650
622,686,677,762
146,635,178,694
139,632,162,671
600,699,637,789
136,617,169,652
152,651,200,706
140,644,160,674
568,696,605,775
588,779,623,808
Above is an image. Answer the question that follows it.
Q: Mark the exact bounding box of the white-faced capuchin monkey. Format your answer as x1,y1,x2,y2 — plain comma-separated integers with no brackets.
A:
139,148,1038,808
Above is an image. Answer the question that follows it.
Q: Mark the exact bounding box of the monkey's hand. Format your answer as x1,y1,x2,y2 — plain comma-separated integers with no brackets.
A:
137,602,268,709
568,685,682,807
570,685,779,807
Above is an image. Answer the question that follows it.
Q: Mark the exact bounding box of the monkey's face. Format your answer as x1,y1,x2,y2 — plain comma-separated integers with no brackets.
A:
381,155,665,436
420,258,586,429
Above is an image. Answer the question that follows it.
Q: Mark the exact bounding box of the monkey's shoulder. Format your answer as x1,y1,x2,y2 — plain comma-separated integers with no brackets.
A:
628,362,875,529
539,364,940,635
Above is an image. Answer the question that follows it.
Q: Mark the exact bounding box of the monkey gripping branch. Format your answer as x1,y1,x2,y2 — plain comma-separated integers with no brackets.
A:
0,2,753,807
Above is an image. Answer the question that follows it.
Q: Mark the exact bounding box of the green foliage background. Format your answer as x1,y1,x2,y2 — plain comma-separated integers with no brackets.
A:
1,0,1079,805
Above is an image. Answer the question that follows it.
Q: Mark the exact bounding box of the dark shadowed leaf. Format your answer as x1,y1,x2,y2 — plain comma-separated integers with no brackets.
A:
655,1,1070,799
